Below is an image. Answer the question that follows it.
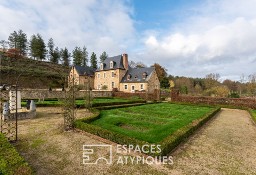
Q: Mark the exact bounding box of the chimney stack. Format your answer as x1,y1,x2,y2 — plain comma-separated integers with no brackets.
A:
122,53,128,70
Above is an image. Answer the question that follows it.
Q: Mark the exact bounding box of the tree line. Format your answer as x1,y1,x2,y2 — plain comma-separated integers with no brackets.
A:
166,73,256,97
2,30,255,97
150,64,256,97
0,29,108,68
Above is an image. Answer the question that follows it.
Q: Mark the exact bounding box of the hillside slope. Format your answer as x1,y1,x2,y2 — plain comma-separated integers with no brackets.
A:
0,57,69,89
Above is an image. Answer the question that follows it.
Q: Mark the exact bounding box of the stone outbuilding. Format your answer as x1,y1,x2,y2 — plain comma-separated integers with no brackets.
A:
68,65,95,89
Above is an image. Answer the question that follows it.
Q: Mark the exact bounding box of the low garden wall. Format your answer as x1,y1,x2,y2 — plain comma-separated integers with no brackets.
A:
113,90,160,101
20,89,160,101
21,89,112,100
172,95,256,109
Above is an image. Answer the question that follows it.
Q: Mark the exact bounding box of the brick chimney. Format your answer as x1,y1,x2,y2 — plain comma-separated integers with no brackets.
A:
122,53,128,70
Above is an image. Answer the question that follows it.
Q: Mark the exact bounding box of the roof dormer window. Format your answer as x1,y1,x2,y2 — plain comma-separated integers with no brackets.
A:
110,61,114,68
142,72,147,79
100,63,104,70
127,74,131,80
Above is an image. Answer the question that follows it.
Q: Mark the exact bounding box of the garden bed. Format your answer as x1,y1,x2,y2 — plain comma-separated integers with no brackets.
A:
75,103,220,156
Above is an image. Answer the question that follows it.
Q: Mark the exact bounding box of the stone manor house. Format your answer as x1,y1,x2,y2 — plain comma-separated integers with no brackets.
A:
69,54,160,93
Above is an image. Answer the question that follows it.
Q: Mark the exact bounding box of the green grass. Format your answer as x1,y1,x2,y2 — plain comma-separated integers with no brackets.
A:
0,133,33,175
92,98,133,104
91,103,215,143
250,110,256,123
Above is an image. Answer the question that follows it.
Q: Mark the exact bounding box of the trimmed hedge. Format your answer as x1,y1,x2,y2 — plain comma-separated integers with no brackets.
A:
74,104,220,156
94,103,147,110
91,100,145,107
0,134,33,175
74,110,148,149
249,110,256,124
172,95,256,109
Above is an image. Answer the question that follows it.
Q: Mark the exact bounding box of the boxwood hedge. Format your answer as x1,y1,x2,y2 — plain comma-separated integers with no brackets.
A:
0,134,33,175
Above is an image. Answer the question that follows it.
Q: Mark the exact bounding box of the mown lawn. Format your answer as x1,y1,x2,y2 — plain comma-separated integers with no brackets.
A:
91,103,216,143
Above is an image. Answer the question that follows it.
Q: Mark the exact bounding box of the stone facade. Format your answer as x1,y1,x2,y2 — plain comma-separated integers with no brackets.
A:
69,67,79,86
94,69,126,90
119,70,160,93
69,54,160,93
78,76,94,90
94,54,160,93
119,82,148,92
68,66,94,89
146,70,160,93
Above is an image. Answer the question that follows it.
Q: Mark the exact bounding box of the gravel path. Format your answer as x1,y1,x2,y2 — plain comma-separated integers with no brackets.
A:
168,108,256,175
13,108,256,175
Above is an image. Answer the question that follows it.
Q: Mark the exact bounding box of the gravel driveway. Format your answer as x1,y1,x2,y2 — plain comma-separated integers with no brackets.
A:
168,108,256,175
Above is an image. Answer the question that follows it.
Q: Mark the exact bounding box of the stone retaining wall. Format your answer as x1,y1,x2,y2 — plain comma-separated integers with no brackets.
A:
20,89,112,100
113,89,160,101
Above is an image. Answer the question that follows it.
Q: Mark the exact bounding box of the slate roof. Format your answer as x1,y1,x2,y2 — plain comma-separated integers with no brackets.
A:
96,55,125,71
74,65,95,76
121,67,155,83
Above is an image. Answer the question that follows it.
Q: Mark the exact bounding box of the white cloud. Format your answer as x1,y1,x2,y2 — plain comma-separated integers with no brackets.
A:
0,0,135,57
1,0,256,80
140,0,256,79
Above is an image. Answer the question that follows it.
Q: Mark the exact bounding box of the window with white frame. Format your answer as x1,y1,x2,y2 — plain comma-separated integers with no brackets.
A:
140,84,144,90
100,63,104,70
124,84,128,90
110,61,113,68
112,82,115,88
131,85,135,92
112,71,115,77
97,73,100,78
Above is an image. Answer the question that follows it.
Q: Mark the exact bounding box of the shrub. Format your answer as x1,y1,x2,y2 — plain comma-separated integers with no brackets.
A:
95,103,146,110
101,85,108,90
229,92,240,98
0,134,33,175
92,100,145,107
94,97,114,99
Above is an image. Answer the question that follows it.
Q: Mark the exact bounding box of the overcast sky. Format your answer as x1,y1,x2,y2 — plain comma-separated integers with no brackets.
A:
0,0,256,81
